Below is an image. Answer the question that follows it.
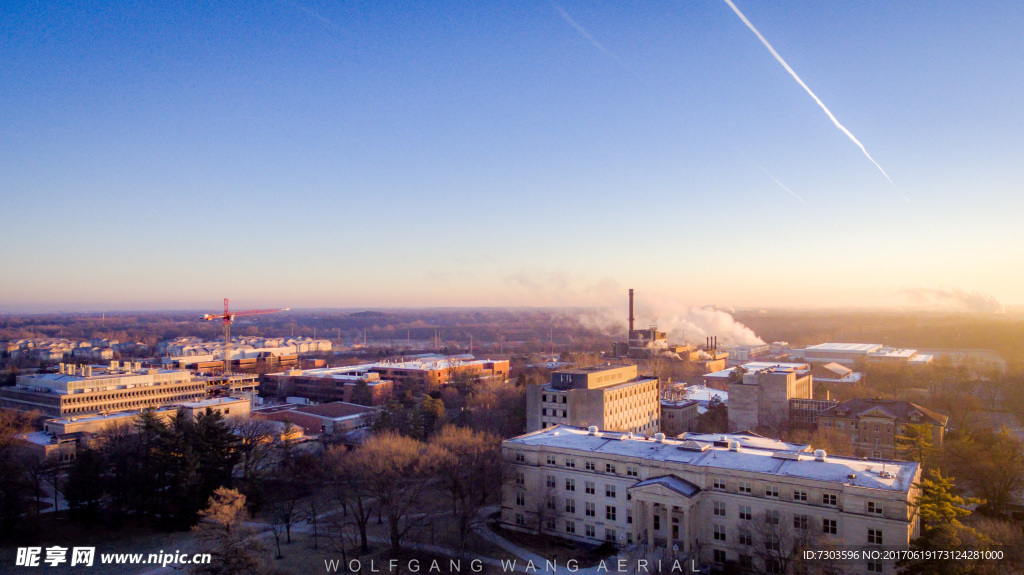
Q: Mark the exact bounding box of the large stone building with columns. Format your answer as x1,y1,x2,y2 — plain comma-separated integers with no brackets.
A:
501,426,921,574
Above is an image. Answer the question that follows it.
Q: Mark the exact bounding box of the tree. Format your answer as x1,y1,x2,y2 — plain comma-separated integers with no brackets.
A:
914,472,977,527
351,379,374,406
351,432,434,552
193,488,269,575
428,426,503,556
64,449,105,524
692,396,728,433
326,446,376,553
944,428,1024,516
897,423,935,469
233,419,277,482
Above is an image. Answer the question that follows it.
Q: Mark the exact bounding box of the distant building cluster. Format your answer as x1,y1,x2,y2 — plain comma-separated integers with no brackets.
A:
262,354,510,403
2,338,146,362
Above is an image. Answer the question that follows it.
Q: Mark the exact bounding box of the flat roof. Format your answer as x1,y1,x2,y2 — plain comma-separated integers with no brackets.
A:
506,426,918,493
803,343,883,353
179,397,249,408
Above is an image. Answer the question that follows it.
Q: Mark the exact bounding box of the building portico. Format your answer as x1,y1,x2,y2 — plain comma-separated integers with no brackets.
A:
629,475,700,552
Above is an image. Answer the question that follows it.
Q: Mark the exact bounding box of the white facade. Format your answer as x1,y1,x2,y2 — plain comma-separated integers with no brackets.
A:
502,426,919,574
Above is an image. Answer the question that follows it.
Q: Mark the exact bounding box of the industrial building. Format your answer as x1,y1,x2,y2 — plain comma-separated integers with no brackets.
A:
816,399,948,460
791,343,933,366
526,364,660,435
502,426,920,574
0,361,206,417
701,361,811,391
727,364,813,432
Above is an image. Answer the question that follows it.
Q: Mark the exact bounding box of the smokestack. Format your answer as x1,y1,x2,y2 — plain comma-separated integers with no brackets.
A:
714,336,717,351
628,289,635,334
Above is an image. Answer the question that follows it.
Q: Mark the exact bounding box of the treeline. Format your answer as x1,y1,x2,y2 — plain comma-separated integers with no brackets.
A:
62,410,240,530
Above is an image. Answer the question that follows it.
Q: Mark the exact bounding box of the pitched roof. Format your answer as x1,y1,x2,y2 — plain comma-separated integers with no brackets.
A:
629,475,700,498
819,398,948,426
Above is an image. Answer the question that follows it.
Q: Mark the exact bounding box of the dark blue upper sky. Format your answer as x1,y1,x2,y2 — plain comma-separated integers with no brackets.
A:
2,0,1022,311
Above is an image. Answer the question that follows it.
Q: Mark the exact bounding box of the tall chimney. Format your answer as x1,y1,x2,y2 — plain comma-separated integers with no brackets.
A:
714,336,718,351
628,289,635,334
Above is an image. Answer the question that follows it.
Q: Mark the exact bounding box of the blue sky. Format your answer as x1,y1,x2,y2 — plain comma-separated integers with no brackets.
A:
2,0,1022,312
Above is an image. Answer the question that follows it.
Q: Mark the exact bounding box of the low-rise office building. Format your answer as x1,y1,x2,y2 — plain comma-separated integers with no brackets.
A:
502,426,920,574
253,401,379,436
660,399,699,437
792,343,933,366
0,362,206,417
526,364,660,435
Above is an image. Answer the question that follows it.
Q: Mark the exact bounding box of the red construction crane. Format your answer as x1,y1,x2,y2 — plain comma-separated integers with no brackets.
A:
201,298,290,345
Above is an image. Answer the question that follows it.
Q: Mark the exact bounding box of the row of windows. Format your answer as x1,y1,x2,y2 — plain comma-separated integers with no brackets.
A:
522,454,639,478
62,392,205,414
711,478,843,507
711,520,880,543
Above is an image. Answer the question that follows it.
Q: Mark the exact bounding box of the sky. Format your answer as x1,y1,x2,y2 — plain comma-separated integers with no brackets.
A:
2,0,1022,313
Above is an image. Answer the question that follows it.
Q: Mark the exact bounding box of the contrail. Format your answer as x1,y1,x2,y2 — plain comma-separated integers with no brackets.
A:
722,0,899,192
552,4,631,71
760,167,805,203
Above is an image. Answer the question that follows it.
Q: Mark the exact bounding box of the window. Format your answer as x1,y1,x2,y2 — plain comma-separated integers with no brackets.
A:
565,498,576,513
547,455,556,465
585,524,596,538
713,478,726,490
739,555,753,569
627,511,633,524
765,534,780,552
868,529,883,545
867,560,884,573
515,472,525,486
874,425,880,432
585,481,595,495
794,489,807,502
605,484,616,498
710,549,725,564
515,452,525,463
565,520,575,534
627,465,638,477
565,478,575,491
824,419,833,428
714,501,726,517
653,514,661,530
738,531,753,546
606,463,617,474
515,513,525,526
794,514,809,530
765,510,780,525
546,495,556,510
823,519,837,535
606,529,617,542
739,481,752,494
739,505,752,520
713,524,726,542
585,501,595,517
562,396,567,403
606,506,617,521
547,475,556,488
823,493,837,506
868,501,883,515
586,460,596,471
565,457,576,468
545,519,556,531
765,485,779,498
516,492,525,506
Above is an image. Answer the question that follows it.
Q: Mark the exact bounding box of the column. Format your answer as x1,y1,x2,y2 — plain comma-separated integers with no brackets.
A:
646,502,655,547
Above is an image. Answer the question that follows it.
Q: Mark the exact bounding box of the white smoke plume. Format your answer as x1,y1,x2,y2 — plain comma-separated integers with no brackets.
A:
573,293,766,347
904,288,1005,314
722,0,902,197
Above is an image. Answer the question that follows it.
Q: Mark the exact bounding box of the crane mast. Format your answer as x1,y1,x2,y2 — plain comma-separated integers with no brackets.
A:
200,298,289,374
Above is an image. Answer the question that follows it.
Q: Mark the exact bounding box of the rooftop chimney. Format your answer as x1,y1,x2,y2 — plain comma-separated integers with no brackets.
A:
628,289,635,334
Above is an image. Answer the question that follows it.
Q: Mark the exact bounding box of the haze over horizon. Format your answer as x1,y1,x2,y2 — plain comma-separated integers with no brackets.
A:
3,1,1021,312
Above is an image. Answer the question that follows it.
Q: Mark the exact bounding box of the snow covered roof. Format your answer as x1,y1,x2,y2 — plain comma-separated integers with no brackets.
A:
506,426,918,493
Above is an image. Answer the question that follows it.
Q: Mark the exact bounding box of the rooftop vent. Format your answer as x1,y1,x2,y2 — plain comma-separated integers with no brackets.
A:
588,426,599,436
728,440,740,451
620,432,633,440
847,473,857,480
654,433,666,443
814,449,827,461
